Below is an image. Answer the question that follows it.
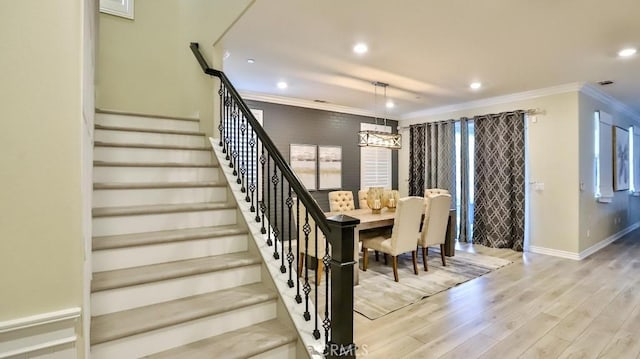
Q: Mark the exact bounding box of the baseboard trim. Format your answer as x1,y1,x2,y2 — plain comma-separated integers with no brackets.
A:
527,246,581,260
528,221,640,261
578,221,640,260
0,307,80,359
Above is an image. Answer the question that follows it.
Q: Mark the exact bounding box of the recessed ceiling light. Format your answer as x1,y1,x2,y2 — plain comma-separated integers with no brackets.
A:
223,51,231,60
618,48,637,57
470,82,482,90
386,100,395,109
277,81,288,89
247,58,255,64
353,43,368,54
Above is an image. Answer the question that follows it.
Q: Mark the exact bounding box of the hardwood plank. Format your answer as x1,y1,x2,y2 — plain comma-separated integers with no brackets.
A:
598,305,640,358
437,333,497,359
477,313,561,359
360,335,424,359
519,333,571,359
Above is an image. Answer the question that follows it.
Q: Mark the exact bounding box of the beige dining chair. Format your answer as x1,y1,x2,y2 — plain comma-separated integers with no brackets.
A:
328,190,355,212
358,190,369,209
418,193,452,271
293,201,328,283
361,197,425,282
424,188,450,212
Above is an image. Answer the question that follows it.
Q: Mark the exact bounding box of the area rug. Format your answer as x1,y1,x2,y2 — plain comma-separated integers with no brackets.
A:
354,249,512,320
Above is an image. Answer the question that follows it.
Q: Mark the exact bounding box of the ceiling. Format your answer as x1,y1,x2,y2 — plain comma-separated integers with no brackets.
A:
220,0,640,119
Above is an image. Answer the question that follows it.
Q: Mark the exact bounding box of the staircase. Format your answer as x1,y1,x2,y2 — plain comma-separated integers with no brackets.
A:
90,111,298,358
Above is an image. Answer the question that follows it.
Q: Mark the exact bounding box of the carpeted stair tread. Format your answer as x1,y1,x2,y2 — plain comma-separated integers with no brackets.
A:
92,202,234,217
93,181,226,190
94,141,211,151
95,124,206,136
93,161,216,168
143,319,296,359
93,224,247,250
90,283,276,345
91,252,261,293
96,109,200,122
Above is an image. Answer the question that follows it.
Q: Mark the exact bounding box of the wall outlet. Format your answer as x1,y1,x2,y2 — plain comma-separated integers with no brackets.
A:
586,229,590,237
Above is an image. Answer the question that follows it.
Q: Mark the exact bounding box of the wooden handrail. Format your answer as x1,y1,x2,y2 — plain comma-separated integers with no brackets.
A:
189,42,331,234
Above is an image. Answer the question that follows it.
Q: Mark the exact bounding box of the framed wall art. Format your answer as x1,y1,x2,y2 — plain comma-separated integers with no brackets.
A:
318,146,342,190
290,144,317,191
613,126,630,191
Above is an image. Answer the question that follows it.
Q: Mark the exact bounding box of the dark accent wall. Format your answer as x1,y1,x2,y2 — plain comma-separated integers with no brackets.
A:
246,100,399,212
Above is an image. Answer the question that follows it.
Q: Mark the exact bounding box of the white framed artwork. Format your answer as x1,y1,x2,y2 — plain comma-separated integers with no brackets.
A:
290,144,317,191
100,0,134,19
318,146,342,190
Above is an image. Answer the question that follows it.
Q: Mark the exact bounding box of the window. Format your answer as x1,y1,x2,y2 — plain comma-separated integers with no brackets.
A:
632,126,640,194
360,123,392,189
595,111,614,202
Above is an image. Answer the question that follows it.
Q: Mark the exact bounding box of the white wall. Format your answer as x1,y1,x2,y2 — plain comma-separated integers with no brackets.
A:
96,0,254,137
398,90,581,254
0,0,91,356
578,91,640,253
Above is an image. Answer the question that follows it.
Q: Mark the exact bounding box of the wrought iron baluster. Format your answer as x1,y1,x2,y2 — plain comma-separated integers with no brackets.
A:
295,197,302,304
223,89,230,157
259,144,266,231
313,224,320,339
231,103,238,176
249,128,257,211
272,165,280,259
266,155,272,246
303,209,311,321
280,173,286,273
323,232,331,347
286,185,294,288
239,114,246,188
218,86,224,147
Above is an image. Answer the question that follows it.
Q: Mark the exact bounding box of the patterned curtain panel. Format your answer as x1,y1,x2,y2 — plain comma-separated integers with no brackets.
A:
425,121,456,203
458,118,470,242
472,111,525,251
409,124,426,196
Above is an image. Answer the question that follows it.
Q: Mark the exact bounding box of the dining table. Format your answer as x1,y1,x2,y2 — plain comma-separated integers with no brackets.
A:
324,207,456,285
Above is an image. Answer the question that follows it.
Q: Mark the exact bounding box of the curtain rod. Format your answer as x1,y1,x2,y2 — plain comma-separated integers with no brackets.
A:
398,108,545,129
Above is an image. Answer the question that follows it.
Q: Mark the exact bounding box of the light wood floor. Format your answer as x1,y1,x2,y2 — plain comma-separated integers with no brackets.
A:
354,231,640,358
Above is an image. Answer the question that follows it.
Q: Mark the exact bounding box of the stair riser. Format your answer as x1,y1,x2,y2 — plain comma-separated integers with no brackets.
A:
91,265,261,316
94,147,214,164
92,234,248,272
90,301,276,358
96,113,200,132
251,343,297,359
92,209,237,236
94,166,220,183
95,129,206,147
93,187,227,207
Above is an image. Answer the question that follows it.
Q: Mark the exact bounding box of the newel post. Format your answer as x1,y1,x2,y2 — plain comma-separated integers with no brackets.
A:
326,214,360,359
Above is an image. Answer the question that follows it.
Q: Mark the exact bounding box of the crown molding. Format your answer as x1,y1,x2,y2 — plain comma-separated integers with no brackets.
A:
239,91,383,118
400,82,585,121
579,83,640,122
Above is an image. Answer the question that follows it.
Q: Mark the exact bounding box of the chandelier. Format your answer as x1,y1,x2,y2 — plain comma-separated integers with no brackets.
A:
357,81,402,150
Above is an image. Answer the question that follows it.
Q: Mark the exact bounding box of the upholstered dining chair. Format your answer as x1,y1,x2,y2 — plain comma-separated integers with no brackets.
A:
361,197,425,282
293,201,327,283
418,193,452,271
358,190,369,209
328,190,355,212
